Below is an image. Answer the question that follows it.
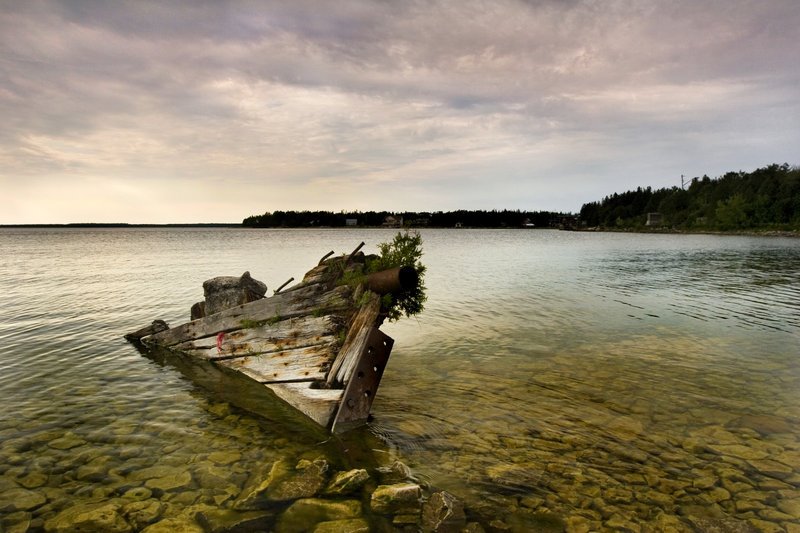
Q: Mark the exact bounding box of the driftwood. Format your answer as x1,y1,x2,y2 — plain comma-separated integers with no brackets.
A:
126,246,418,433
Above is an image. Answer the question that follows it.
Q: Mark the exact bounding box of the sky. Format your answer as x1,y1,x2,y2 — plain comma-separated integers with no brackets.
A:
1,1,798,224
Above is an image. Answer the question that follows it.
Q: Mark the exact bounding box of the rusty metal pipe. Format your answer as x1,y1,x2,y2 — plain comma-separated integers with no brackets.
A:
363,266,418,295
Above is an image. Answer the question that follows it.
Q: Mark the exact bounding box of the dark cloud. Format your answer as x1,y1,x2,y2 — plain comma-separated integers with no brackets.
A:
1,0,798,222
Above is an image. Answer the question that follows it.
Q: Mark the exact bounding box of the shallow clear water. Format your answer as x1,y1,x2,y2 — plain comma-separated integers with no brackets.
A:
1,228,799,531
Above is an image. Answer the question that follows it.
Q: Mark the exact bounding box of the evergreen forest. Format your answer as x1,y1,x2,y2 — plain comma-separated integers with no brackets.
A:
242,209,568,228
579,164,799,231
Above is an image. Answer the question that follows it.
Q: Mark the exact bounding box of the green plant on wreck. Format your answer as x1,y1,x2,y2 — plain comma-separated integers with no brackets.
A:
239,318,266,329
336,328,347,346
266,311,283,326
337,265,367,288
368,230,427,322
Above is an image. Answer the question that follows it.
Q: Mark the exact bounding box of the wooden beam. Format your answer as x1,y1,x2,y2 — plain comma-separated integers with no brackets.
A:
144,284,351,347
215,342,338,383
327,292,381,386
172,315,342,360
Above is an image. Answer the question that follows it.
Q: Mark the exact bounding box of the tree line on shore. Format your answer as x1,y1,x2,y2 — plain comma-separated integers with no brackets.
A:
242,209,571,228
579,163,800,231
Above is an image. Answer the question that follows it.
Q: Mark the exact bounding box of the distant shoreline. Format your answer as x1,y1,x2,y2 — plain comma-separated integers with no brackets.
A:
574,227,800,238
2,223,797,237
0,223,242,228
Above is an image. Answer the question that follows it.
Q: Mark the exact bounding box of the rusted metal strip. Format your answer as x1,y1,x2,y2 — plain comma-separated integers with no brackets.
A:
347,241,365,261
274,277,295,294
331,327,394,433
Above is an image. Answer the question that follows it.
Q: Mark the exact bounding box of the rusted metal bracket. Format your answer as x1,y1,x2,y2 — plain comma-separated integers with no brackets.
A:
331,327,393,433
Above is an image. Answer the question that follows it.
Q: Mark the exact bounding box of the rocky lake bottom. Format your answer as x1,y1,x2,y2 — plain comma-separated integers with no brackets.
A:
2,228,799,532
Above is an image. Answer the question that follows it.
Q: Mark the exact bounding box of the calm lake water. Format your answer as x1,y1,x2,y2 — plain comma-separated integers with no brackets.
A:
1,228,799,531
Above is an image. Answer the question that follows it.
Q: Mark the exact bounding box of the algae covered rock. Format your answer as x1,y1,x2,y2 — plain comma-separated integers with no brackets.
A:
233,460,284,510
421,491,466,533
140,516,205,533
122,499,165,530
0,487,46,512
234,458,330,509
267,458,329,501
276,498,362,533
325,469,370,496
370,483,422,515
376,460,413,484
145,470,193,492
313,518,371,533
45,501,132,533
195,507,276,533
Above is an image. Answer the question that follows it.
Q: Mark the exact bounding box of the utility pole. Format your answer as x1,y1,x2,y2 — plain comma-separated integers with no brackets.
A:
680,174,688,190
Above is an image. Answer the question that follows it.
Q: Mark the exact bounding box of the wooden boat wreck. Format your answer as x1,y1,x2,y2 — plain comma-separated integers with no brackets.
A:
125,242,420,433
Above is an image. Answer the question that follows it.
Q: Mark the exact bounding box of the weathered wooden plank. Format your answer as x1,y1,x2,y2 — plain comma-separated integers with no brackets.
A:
264,382,344,428
215,342,338,383
172,315,342,360
179,334,338,362
144,284,351,347
327,292,381,386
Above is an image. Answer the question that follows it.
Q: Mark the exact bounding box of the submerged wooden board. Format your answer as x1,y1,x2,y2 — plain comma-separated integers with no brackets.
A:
264,382,344,428
216,341,339,383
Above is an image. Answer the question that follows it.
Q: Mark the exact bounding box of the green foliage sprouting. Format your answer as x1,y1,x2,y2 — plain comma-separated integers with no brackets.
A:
368,231,427,322
579,163,800,231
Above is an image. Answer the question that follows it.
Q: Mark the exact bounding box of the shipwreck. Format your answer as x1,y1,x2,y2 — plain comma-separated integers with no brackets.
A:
125,238,423,433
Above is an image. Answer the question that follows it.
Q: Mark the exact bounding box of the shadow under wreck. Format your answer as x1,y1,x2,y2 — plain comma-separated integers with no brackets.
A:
125,241,421,433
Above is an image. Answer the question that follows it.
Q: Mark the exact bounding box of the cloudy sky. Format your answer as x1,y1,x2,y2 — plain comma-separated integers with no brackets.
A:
1,1,798,224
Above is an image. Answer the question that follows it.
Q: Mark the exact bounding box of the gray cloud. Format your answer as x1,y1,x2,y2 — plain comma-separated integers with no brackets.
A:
1,0,798,222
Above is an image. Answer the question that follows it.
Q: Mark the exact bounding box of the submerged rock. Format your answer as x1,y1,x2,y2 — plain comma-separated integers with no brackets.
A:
145,470,193,492
686,516,759,533
0,511,32,533
122,499,165,530
234,458,329,508
140,516,205,533
421,491,466,533
233,460,282,510
0,488,46,512
195,507,276,533
370,483,422,515
377,460,413,484
45,501,133,533
276,498,362,533
312,518,371,533
324,469,370,496
268,458,329,501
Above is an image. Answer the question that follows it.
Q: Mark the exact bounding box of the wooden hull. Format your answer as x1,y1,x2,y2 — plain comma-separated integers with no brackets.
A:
127,249,395,433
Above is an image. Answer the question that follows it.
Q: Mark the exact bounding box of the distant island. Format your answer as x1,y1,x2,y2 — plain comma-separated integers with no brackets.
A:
579,163,799,233
242,209,574,229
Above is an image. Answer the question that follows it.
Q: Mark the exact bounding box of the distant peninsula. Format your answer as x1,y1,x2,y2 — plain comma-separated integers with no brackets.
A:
579,163,799,233
242,209,573,229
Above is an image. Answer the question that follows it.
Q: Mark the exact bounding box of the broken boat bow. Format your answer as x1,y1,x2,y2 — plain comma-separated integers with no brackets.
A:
125,246,419,433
